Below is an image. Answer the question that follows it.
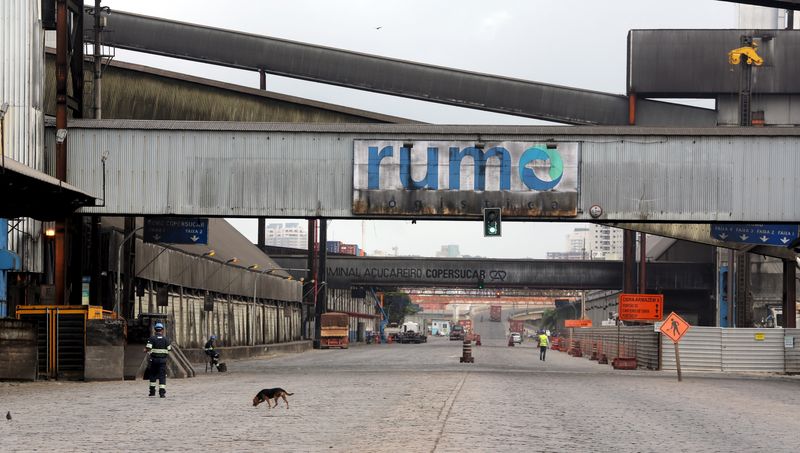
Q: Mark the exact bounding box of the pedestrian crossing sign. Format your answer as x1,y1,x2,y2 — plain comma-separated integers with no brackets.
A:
659,312,690,343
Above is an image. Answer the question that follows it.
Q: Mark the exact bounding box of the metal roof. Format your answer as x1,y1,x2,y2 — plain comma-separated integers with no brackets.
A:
44,48,416,124
0,156,96,220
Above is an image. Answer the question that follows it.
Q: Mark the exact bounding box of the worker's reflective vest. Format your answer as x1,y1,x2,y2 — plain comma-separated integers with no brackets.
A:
538,335,549,347
146,335,172,358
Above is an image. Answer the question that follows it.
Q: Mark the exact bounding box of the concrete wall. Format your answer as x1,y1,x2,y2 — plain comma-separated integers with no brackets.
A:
0,319,37,381
84,319,125,381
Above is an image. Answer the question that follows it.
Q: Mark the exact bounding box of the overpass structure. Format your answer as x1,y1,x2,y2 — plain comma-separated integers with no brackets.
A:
269,255,713,290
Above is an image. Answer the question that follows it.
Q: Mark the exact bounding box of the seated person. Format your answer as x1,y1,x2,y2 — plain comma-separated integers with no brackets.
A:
204,335,220,365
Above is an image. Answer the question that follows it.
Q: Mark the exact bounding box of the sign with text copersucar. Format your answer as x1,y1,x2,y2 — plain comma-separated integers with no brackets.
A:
352,141,579,217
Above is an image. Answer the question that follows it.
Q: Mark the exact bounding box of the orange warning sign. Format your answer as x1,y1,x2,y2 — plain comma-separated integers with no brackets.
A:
659,312,691,343
619,294,664,321
565,319,592,328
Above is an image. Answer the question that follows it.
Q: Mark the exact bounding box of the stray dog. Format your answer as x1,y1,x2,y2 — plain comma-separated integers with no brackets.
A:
252,388,294,410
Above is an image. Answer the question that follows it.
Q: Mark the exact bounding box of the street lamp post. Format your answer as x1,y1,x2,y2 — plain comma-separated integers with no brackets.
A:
115,226,144,316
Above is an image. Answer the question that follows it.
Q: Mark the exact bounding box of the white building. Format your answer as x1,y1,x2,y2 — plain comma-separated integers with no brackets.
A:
265,222,307,249
566,228,590,258
565,225,624,260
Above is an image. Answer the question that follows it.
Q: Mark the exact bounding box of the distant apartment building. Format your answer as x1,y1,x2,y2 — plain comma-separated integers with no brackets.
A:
436,244,461,258
265,222,307,249
546,251,587,260
566,228,590,257
552,225,624,260
587,224,624,260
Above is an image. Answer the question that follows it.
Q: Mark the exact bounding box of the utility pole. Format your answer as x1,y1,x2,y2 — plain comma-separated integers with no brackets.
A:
89,0,104,309
93,0,103,120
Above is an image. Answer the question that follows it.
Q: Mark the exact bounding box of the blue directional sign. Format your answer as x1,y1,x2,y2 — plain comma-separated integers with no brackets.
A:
144,217,209,245
710,224,800,247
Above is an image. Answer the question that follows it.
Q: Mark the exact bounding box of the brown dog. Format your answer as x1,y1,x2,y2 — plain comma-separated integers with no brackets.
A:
252,388,294,410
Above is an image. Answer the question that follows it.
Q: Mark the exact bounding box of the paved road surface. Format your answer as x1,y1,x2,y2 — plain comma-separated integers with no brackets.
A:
2,310,800,452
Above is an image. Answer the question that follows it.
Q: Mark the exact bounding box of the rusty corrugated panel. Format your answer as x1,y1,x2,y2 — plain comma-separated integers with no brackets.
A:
133,288,301,347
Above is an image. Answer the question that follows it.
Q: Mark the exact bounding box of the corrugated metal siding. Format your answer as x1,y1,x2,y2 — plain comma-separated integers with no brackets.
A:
570,326,659,370
661,327,722,371
134,287,301,348
662,327,785,372
326,288,380,338
2,0,45,273
784,329,800,374
721,328,784,372
59,123,800,221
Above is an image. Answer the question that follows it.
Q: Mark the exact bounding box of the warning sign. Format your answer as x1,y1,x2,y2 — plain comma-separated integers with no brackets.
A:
619,294,664,321
659,312,691,343
565,319,592,328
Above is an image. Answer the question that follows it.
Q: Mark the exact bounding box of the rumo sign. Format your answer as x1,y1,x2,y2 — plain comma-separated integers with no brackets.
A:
352,140,579,217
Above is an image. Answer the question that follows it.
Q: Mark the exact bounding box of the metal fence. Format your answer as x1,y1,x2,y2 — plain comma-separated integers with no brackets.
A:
569,326,660,370
661,327,786,373
784,329,800,374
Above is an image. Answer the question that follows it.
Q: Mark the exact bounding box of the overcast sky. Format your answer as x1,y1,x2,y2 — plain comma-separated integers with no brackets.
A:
104,0,739,258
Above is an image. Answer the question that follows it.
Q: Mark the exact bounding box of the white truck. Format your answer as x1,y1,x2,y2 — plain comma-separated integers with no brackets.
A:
397,321,427,344
759,306,800,328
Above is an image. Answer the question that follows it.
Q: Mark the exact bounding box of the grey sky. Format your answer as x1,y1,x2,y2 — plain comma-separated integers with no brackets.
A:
104,0,739,258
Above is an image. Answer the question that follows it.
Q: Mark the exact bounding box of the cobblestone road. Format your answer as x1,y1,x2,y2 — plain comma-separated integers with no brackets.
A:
2,334,800,452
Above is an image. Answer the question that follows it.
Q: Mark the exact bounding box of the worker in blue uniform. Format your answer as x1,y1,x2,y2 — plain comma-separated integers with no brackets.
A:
145,322,172,398
204,335,220,368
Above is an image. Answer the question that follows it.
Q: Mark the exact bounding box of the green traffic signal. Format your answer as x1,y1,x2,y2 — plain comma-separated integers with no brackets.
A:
483,207,502,237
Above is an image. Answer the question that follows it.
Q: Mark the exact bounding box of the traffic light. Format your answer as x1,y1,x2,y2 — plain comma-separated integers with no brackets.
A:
483,207,502,237
477,278,485,289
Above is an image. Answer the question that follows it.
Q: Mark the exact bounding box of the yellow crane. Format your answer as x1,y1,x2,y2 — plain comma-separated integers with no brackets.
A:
728,43,764,66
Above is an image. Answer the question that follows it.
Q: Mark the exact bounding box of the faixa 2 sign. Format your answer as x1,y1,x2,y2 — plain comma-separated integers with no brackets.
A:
352,140,579,217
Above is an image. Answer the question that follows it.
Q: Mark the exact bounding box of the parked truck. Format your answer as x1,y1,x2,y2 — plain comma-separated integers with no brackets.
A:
320,312,349,349
489,305,502,322
449,324,465,341
397,321,427,344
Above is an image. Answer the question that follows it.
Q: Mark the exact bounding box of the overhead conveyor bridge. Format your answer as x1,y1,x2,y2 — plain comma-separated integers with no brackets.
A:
88,10,715,127
59,121,800,223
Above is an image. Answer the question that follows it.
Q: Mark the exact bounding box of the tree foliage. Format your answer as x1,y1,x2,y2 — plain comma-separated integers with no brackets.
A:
383,291,419,324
